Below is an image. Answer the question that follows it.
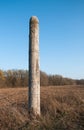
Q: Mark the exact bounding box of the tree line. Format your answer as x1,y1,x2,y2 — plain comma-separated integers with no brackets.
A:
0,69,84,88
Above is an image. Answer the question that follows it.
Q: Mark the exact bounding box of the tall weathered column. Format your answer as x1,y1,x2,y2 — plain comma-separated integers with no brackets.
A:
28,16,40,115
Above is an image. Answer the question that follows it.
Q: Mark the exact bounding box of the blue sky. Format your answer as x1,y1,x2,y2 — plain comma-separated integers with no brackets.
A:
0,0,84,79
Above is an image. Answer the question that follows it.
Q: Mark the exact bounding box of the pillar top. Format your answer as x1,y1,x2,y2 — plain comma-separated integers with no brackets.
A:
30,16,39,24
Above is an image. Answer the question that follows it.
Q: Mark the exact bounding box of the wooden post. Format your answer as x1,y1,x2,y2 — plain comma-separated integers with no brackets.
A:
28,16,40,115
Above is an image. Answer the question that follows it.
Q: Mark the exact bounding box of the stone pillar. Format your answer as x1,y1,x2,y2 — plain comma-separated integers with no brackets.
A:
28,16,40,115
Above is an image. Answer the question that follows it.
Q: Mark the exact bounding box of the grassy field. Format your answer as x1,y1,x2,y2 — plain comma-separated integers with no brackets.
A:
0,86,84,130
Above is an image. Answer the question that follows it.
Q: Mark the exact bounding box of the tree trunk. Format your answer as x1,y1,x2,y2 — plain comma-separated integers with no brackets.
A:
28,16,40,115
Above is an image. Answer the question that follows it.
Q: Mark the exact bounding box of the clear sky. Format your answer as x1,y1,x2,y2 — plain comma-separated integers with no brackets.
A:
0,0,84,79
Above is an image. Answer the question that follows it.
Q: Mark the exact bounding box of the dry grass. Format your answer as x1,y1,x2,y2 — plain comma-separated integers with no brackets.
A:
0,86,84,130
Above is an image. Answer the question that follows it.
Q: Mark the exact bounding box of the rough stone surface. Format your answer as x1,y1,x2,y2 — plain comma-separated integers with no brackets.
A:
29,16,40,115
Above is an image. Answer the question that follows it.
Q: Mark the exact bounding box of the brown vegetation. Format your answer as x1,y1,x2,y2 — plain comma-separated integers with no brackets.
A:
0,69,84,88
0,86,84,130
